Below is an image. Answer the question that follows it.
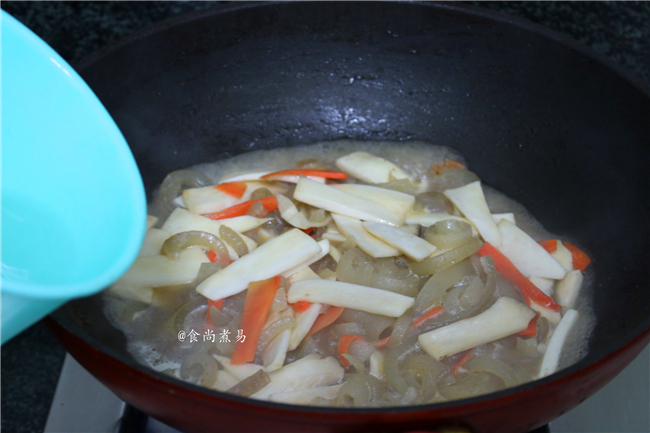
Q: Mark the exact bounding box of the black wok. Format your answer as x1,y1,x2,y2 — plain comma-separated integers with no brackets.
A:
48,2,650,432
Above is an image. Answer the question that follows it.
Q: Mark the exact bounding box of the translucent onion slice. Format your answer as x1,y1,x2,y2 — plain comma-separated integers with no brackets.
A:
424,219,472,250
277,194,331,229
413,191,454,214
161,230,228,260
219,225,249,257
155,169,212,220
180,353,220,388
414,259,474,315
227,369,272,397
408,237,482,276
427,168,480,192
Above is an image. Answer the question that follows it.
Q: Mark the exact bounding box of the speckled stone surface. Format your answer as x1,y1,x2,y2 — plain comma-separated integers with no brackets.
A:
1,2,648,432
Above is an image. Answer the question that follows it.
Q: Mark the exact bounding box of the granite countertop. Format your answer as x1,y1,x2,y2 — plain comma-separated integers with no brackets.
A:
1,2,649,433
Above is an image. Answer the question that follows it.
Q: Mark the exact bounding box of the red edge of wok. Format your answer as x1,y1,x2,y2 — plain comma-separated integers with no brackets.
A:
47,2,650,432
46,317,650,433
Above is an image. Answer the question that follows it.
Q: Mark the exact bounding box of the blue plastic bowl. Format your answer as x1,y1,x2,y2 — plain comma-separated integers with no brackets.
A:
1,12,147,344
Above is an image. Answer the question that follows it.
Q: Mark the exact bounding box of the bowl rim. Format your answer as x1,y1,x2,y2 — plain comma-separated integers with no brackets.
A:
1,11,147,300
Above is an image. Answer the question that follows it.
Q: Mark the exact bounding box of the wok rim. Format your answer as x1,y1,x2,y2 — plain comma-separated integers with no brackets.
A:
56,0,650,417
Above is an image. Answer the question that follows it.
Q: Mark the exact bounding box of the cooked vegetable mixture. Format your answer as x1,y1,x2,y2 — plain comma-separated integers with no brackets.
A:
105,141,593,406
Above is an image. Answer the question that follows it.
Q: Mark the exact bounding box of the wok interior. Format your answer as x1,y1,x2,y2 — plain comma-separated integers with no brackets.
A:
55,1,649,406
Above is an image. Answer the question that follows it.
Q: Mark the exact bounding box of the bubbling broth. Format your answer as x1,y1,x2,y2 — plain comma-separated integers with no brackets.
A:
104,140,594,406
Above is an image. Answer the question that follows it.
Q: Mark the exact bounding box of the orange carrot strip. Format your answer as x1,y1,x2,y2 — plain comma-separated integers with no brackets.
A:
431,159,466,172
204,299,224,329
411,306,444,328
452,350,473,376
304,306,344,340
538,239,558,253
230,276,281,365
207,250,217,263
301,227,317,239
478,242,561,312
338,335,364,367
214,181,247,199
210,299,224,311
261,169,348,180
290,301,311,313
518,314,539,337
374,336,391,348
563,242,591,272
206,196,277,220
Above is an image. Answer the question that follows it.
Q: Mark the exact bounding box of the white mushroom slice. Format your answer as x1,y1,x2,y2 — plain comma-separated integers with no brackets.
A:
251,354,344,400
530,302,561,326
419,297,536,360
173,195,187,208
538,309,579,378
213,354,264,381
182,186,241,215
362,222,437,261
555,270,584,309
161,208,262,260
240,181,289,198
138,228,171,257
399,224,421,236
263,329,292,372
405,212,478,236
497,220,567,280
336,151,411,183
288,280,414,318
197,229,321,300
294,177,403,226
288,303,323,351
332,214,399,258
551,241,574,272
108,284,154,304
269,384,342,404
329,245,342,263
146,215,159,230
262,174,326,184
180,180,286,214
369,351,385,380
114,247,209,289
492,213,516,224
529,276,555,297
222,171,326,184
288,267,320,284
332,184,415,216
163,208,269,237
281,240,330,278
276,194,330,229
444,181,502,247
213,370,240,392
322,225,347,243
220,172,273,182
